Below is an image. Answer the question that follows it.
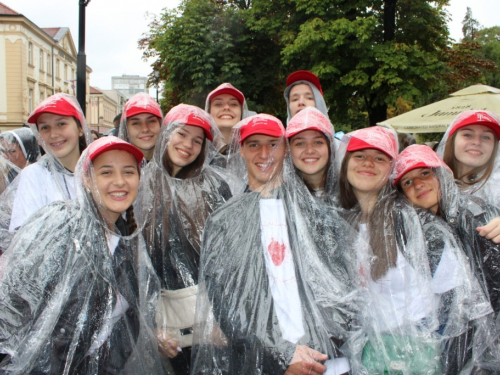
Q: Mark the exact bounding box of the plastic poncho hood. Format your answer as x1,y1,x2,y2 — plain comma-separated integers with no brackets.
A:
437,110,500,208
286,107,337,202
284,70,328,124
118,92,163,146
0,128,40,165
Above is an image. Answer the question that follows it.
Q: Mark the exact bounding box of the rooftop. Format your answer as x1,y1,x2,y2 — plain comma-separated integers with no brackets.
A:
0,2,19,15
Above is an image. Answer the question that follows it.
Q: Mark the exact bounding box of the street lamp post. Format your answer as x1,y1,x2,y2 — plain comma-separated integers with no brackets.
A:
153,70,160,103
77,0,91,115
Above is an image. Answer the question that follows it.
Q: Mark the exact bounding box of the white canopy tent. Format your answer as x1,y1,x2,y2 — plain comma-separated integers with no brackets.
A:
378,84,500,133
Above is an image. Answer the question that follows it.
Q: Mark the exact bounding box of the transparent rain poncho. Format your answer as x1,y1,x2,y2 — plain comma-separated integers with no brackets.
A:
191,114,363,374
284,71,328,124
335,127,491,374
0,127,41,168
0,156,19,196
136,104,232,371
0,94,92,253
205,83,250,169
117,93,163,152
436,110,500,209
393,144,500,372
0,138,163,374
286,107,337,203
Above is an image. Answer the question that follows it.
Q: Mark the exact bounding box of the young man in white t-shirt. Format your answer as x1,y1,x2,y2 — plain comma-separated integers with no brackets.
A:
191,114,355,375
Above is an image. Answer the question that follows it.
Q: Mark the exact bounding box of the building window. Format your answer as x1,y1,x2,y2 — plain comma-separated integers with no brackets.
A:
56,60,60,78
64,64,68,80
39,49,44,70
28,42,33,65
29,89,34,113
47,53,51,74
40,91,44,104
72,68,75,80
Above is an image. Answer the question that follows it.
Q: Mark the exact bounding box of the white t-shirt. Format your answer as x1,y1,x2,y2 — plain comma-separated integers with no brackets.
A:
87,233,129,356
358,224,462,332
259,199,304,344
10,163,76,230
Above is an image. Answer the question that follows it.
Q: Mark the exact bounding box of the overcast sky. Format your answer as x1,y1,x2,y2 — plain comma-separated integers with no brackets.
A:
5,0,499,92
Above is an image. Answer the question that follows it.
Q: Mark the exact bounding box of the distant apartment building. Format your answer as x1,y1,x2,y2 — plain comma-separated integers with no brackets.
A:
0,2,92,131
111,74,148,99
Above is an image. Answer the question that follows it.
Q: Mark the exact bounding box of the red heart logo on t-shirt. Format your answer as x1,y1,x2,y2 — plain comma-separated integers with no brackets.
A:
268,239,286,266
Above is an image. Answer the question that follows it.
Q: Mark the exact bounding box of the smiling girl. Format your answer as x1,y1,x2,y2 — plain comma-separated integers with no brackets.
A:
205,83,250,168
393,144,500,372
137,104,232,374
286,107,336,201
0,94,92,240
0,136,163,374
118,93,163,162
437,110,500,208
337,126,488,374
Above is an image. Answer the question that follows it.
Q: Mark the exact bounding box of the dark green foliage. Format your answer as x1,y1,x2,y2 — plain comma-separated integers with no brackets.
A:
139,0,498,132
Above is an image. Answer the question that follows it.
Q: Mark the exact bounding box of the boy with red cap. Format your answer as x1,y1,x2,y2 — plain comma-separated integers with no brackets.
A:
191,114,359,375
284,70,328,124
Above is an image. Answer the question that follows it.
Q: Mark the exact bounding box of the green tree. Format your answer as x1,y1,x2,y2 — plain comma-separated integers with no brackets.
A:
139,0,285,116
249,0,451,127
461,7,481,41
476,27,500,88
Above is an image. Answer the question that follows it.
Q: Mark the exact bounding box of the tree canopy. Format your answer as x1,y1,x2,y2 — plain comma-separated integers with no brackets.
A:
139,0,498,131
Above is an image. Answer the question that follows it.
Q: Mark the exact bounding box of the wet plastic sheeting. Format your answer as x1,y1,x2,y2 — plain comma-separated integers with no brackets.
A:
191,115,362,374
0,142,162,374
394,144,500,372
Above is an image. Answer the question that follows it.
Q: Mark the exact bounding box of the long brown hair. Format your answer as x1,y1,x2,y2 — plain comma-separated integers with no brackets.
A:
339,151,397,280
443,131,498,189
162,132,207,179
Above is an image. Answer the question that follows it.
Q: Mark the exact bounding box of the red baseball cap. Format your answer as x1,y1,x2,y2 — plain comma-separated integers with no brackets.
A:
393,144,448,185
448,110,500,139
286,70,323,96
239,114,285,144
28,94,84,124
207,83,245,105
286,107,333,138
124,93,162,119
163,104,214,141
347,126,398,160
87,136,144,168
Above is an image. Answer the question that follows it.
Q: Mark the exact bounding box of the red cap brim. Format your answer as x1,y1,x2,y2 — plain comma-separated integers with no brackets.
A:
286,70,323,96
208,87,245,105
393,161,432,186
347,137,394,159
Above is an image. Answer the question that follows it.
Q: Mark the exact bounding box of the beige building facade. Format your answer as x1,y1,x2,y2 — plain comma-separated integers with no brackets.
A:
89,87,123,133
0,2,92,131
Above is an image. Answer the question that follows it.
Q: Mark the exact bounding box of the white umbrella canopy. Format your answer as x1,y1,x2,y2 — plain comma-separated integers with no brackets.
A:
378,84,500,133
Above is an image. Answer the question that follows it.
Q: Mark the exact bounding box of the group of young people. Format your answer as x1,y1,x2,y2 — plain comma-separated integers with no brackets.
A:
0,70,499,375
